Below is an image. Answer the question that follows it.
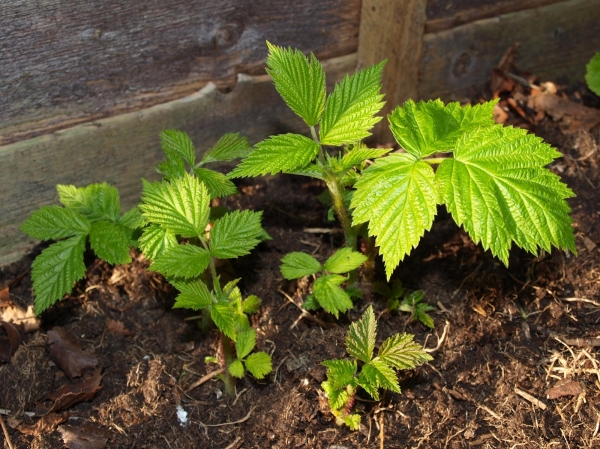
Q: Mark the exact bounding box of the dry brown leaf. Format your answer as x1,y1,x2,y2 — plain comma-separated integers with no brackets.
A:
106,319,133,336
17,412,68,436
0,304,40,332
546,378,583,399
528,94,600,133
48,327,98,379
58,423,111,449
38,368,103,414
0,286,11,307
0,320,23,363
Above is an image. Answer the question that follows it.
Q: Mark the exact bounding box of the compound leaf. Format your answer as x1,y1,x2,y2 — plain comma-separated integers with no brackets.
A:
378,333,433,370
202,133,252,164
242,295,262,314
320,61,386,146
341,143,391,171
119,207,147,230
322,359,357,390
150,244,210,279
321,380,349,411
228,359,245,379
585,52,600,96
280,252,322,279
245,351,272,379
211,303,237,341
138,224,178,260
324,247,367,274
357,373,380,401
266,42,326,126
389,99,497,158
89,221,132,265
361,358,400,393
160,129,196,167
57,183,121,222
351,153,438,279
313,274,353,318
229,134,319,178
193,168,237,199
346,305,376,363
235,328,256,359
436,125,576,264
140,173,210,238
171,278,212,310
31,235,86,315
210,210,263,259
21,206,91,241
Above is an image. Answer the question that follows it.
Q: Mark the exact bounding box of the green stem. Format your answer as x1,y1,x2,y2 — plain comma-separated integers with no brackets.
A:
326,175,357,250
221,335,236,395
199,238,221,294
423,157,446,166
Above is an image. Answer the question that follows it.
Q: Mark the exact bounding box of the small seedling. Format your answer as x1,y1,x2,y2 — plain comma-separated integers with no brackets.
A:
139,130,272,394
280,248,367,317
585,52,600,96
373,280,434,328
321,306,432,429
21,183,143,314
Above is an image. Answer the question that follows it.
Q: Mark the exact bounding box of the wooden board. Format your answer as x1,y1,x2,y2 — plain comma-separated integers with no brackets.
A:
0,54,357,264
419,0,600,101
0,0,361,146
358,0,427,144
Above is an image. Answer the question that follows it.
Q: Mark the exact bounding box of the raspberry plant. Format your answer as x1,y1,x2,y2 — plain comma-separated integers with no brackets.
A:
586,52,600,96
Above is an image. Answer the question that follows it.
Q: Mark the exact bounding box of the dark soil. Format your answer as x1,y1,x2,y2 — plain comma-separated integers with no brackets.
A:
2,84,600,449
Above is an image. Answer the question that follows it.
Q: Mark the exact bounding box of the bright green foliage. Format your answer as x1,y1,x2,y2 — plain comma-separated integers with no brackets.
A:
340,143,391,171
320,61,386,146
150,244,210,279
351,154,438,279
235,329,256,359
245,352,273,379
229,134,319,178
265,42,326,126
586,52,600,96
137,224,178,260
436,125,576,264
227,329,272,379
209,210,264,259
160,129,196,169
211,303,237,340
280,248,366,317
22,183,141,315
321,306,432,430
193,168,238,199
242,295,262,314
201,133,252,164
171,279,212,310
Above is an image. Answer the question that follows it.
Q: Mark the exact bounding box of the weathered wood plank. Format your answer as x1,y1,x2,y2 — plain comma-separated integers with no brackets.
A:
0,0,361,145
358,0,427,144
418,0,600,101
0,54,357,265
425,0,566,33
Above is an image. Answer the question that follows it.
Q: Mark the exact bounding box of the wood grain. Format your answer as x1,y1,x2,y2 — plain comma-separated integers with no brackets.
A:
0,0,361,145
358,0,427,144
0,54,357,264
418,0,600,101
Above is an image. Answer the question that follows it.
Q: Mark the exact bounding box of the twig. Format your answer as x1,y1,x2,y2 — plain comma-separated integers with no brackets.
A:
224,436,243,449
0,409,35,418
185,368,225,393
514,387,547,410
379,413,385,449
232,388,249,407
564,337,600,347
506,72,541,90
424,321,450,353
562,297,600,308
479,405,502,420
204,406,256,427
278,289,335,329
303,227,343,234
0,413,15,449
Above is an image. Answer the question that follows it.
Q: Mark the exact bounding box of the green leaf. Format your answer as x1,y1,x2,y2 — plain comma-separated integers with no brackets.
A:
211,303,237,341
210,210,263,259
362,358,400,393
341,143,391,171
228,359,245,379
585,52,600,96
150,244,210,279
21,206,91,241
302,295,320,311
156,152,186,180
321,380,350,411
31,235,86,315
171,278,212,310
265,42,326,126
313,275,353,318
346,305,376,363
138,224,178,260
242,295,262,314
284,164,326,180
357,372,380,401
57,183,121,222
202,133,251,164
351,153,438,279
229,134,319,178
245,351,272,379
436,125,576,264
400,291,435,328
89,221,132,265
280,252,322,279
389,99,497,158
320,61,386,146
140,173,210,238
324,248,367,274
322,359,357,390
119,207,147,230
343,414,361,431
193,168,238,199
160,129,196,167
235,329,256,359
378,333,433,370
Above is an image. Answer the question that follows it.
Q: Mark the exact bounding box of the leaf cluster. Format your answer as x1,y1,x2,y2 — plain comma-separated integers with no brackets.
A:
21,183,143,314
321,306,432,429
280,248,367,317
373,281,434,328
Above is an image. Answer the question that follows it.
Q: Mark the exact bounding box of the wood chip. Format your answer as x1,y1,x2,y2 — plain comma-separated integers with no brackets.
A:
514,387,547,410
546,379,583,399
